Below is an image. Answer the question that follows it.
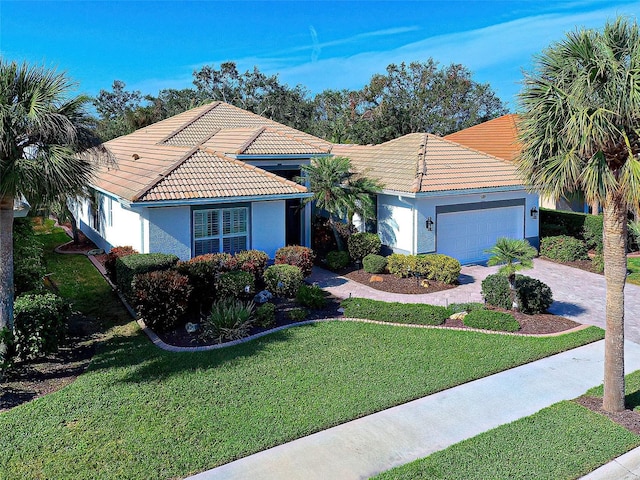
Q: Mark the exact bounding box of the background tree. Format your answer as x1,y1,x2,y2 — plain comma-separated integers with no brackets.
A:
518,17,640,412
0,60,99,348
485,237,537,310
299,156,382,250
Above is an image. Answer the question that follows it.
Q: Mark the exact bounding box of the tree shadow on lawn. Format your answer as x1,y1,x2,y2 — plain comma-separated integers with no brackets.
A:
88,321,316,384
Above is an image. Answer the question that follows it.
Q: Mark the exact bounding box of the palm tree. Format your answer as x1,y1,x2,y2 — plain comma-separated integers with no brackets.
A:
518,17,640,412
485,237,537,311
0,60,100,347
300,156,383,250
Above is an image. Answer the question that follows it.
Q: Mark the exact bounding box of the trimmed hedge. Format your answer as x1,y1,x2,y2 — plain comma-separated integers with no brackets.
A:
348,232,381,262
540,208,590,238
326,250,350,270
540,235,589,262
105,246,138,282
264,264,304,298
275,246,315,277
235,250,269,281
133,270,191,332
363,254,387,274
583,215,604,253
387,253,460,284
481,274,512,310
116,253,179,299
341,297,449,326
463,309,520,332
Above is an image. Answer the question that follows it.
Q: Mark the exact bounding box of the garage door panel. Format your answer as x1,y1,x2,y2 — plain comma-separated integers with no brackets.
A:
436,206,524,265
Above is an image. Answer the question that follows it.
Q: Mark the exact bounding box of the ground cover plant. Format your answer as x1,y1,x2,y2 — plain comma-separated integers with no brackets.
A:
628,257,640,286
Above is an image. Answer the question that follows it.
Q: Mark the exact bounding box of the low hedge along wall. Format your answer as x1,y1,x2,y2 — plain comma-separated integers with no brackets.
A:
116,253,179,299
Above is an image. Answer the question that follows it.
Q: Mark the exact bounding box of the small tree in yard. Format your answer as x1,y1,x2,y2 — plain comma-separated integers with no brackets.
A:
485,237,537,311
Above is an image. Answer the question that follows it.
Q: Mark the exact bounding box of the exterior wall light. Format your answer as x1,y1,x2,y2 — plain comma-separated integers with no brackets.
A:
426,217,434,231
530,207,538,219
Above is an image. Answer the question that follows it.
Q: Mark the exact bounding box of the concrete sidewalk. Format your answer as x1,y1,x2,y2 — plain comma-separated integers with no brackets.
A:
189,340,640,480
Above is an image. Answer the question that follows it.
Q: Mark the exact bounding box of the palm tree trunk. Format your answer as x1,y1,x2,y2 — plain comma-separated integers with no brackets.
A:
602,196,628,412
328,217,345,251
0,194,15,345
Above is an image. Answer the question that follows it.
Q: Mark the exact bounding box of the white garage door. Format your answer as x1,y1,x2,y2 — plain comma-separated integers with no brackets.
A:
436,206,524,265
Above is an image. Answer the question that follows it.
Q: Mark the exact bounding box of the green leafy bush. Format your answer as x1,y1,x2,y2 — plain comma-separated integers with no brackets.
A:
0,327,16,372
13,292,71,360
363,254,387,274
254,302,276,328
448,302,486,314
386,253,460,284
13,218,46,294
540,208,589,238
481,273,512,309
296,284,326,309
463,309,520,332
105,246,138,282
235,250,269,281
386,253,414,277
287,308,308,322
264,264,304,298
516,275,553,314
341,297,449,325
133,270,191,333
216,270,255,299
116,253,179,299
540,235,588,262
275,245,315,277
348,232,381,262
326,250,350,270
592,252,604,273
583,215,603,253
201,299,255,343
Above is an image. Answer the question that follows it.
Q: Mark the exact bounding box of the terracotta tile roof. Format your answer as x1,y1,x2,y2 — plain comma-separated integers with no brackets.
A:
89,102,326,202
332,132,523,194
444,114,521,161
137,149,307,202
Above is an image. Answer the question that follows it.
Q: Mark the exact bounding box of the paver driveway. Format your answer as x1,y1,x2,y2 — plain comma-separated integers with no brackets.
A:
309,257,640,344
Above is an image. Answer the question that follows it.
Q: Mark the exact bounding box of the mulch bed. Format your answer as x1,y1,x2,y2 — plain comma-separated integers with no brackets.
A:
542,256,602,274
575,396,640,435
442,309,581,335
344,269,456,295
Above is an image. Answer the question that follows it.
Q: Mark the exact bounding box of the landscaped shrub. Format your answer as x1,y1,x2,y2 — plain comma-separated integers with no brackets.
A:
116,253,179,299
363,253,387,274
176,256,219,312
340,297,449,326
13,292,71,360
216,270,255,299
235,250,269,281
133,270,191,332
201,298,255,343
275,245,315,277
448,302,486,314
105,246,138,282
540,235,588,262
515,275,553,314
463,309,520,332
13,218,46,294
254,302,276,328
386,253,460,284
287,308,308,322
312,216,355,258
264,264,304,298
348,232,381,262
592,252,604,274
296,284,326,309
386,253,416,278
583,215,603,253
540,208,589,238
481,273,512,310
326,250,350,270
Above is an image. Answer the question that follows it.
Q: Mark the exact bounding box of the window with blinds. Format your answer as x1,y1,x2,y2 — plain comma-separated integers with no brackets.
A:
194,207,248,256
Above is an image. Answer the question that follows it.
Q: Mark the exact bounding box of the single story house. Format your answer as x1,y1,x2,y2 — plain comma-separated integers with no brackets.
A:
76,101,332,259
444,114,589,213
333,133,539,265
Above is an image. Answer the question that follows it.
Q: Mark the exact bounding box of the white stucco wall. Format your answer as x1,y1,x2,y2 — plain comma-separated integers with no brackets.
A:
252,200,286,257
147,206,192,260
377,194,417,254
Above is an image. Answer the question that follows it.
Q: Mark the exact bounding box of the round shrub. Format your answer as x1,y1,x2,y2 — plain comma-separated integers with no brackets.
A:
254,302,276,328
133,270,192,333
235,250,269,281
515,275,553,314
296,284,326,309
540,235,589,262
348,232,381,262
216,270,255,299
386,253,414,277
363,254,387,274
418,254,461,284
275,245,315,277
13,292,71,360
105,246,138,282
481,273,512,309
326,250,350,270
463,309,520,332
264,264,304,298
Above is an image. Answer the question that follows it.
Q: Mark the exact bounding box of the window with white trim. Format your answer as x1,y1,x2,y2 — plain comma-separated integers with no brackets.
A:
194,207,248,256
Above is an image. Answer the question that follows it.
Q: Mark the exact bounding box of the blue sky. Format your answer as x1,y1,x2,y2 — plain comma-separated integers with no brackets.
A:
1,1,639,111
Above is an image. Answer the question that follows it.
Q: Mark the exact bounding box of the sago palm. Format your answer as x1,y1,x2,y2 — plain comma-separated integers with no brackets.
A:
485,237,537,311
0,60,100,342
518,17,640,412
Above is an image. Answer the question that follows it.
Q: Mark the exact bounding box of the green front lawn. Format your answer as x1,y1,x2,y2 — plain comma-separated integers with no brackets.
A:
628,257,640,286
0,231,606,479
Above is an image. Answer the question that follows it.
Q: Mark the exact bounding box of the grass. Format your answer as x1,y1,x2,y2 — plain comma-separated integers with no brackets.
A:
0,230,606,479
373,401,640,480
628,257,640,286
